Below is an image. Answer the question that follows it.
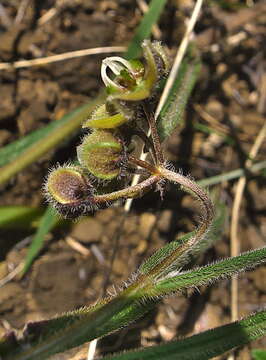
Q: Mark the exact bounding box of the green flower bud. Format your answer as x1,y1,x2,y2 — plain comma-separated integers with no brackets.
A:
77,130,124,180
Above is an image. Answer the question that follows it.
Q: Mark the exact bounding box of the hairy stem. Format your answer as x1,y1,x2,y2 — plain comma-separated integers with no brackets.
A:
128,155,159,174
131,127,157,163
137,166,215,281
143,102,165,165
94,174,160,203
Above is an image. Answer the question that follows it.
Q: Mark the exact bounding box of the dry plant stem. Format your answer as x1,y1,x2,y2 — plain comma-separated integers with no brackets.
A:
0,46,126,71
154,0,203,119
0,3,12,28
143,103,165,165
65,237,90,257
0,262,24,288
38,7,57,26
230,121,266,331
14,0,31,24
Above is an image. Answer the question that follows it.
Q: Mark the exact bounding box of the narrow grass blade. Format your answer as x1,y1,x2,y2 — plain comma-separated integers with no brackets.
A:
101,310,266,360
157,51,201,142
22,206,58,275
0,206,43,229
194,122,235,145
0,105,90,168
252,349,266,360
154,247,266,295
125,0,167,59
198,160,266,187
0,98,103,186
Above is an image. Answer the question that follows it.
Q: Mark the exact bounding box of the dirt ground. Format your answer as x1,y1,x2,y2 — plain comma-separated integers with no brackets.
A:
0,1,265,359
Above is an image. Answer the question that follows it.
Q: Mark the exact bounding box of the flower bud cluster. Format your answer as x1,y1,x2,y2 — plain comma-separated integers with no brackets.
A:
44,40,169,218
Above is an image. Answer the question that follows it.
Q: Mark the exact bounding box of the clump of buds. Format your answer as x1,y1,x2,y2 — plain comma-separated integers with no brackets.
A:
44,40,172,218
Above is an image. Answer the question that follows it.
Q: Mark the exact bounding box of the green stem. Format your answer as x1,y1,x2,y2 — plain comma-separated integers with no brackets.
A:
198,160,266,187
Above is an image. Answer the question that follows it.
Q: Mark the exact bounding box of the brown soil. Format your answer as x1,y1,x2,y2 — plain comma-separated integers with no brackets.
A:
0,1,265,359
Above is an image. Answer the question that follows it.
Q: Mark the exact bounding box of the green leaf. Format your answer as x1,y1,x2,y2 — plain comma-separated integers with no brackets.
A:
0,111,83,168
252,349,266,360
0,100,102,186
154,247,266,296
125,0,168,59
157,50,201,142
0,206,44,228
2,247,265,360
22,206,58,275
102,310,266,360
139,231,194,275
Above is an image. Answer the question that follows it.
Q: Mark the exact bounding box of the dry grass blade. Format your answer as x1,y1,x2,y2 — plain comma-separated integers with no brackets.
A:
14,0,31,24
0,3,12,28
0,262,24,288
0,46,126,71
229,120,266,360
155,0,203,118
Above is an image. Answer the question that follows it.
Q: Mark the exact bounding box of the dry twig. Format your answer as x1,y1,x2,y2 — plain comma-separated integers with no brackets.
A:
0,46,126,71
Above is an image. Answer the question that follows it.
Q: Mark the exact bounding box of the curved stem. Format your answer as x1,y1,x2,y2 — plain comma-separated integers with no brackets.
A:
160,167,215,235
136,166,215,281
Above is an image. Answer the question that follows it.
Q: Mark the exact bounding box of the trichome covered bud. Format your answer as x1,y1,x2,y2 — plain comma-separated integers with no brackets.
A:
77,130,125,181
45,166,95,218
